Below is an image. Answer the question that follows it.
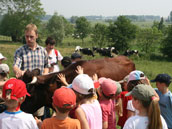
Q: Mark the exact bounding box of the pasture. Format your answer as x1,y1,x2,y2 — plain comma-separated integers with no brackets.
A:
0,40,172,89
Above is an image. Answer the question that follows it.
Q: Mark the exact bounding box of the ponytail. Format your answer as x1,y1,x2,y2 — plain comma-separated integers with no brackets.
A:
148,99,162,129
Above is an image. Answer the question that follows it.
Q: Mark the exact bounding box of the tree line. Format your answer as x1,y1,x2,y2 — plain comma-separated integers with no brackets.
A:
0,0,172,58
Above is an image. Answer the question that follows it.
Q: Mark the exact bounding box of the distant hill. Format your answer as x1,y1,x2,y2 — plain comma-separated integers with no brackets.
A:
0,14,161,22
41,15,161,22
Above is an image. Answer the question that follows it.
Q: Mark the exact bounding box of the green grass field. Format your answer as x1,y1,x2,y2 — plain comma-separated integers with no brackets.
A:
1,40,172,87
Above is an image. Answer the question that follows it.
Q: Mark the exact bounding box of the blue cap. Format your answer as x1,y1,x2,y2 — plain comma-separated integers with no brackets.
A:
151,74,171,84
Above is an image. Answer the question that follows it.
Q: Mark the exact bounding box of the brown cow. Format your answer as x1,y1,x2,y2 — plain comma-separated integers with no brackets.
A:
21,56,135,114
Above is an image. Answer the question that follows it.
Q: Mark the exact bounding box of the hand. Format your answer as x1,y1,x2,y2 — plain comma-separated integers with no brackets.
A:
75,66,84,74
35,117,42,128
16,70,25,78
92,74,98,81
57,73,69,86
144,77,151,85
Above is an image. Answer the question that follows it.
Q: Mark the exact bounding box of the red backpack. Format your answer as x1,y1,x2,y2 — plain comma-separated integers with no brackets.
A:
54,49,58,57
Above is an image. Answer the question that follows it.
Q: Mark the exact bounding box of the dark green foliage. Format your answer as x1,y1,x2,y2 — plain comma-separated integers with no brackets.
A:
161,25,172,57
91,23,108,47
0,0,45,42
107,16,137,51
136,27,163,53
75,17,91,44
70,16,78,24
46,12,65,45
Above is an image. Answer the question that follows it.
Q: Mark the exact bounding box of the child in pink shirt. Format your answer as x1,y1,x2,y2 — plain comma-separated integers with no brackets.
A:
97,77,118,129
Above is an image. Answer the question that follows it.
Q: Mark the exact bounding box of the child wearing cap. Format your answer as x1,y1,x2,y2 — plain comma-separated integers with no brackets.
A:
0,53,6,64
40,87,81,129
71,52,82,63
71,74,102,129
126,70,147,118
151,74,172,129
0,64,9,98
123,84,168,129
97,77,117,129
0,64,10,113
126,70,160,119
61,56,72,68
117,75,132,129
0,78,38,129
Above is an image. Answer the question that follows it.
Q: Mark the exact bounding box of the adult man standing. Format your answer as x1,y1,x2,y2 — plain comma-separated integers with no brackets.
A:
13,24,49,119
13,23,49,78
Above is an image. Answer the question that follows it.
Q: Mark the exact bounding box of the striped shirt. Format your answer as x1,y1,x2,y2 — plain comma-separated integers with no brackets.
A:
13,44,48,74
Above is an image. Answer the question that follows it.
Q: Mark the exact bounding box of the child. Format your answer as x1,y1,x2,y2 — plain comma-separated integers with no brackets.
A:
97,77,117,129
126,70,146,118
40,87,81,129
151,74,172,129
71,52,82,63
45,37,63,73
0,78,38,129
71,74,102,129
0,64,10,113
117,75,132,129
0,64,9,98
61,56,72,68
123,84,168,129
0,53,6,64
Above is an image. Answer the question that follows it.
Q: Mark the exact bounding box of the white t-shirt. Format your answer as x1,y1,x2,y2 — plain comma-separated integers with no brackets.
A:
0,110,38,129
48,49,63,72
123,115,168,129
127,100,139,115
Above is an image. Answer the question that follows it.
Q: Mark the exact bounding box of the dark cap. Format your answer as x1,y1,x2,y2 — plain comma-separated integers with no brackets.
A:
126,84,154,101
61,56,72,68
71,53,82,60
151,74,171,84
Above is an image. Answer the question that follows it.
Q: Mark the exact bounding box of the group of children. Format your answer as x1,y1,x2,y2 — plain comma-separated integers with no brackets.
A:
0,52,171,129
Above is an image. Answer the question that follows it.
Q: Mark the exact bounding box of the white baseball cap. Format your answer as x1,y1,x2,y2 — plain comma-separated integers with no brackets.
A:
0,64,9,73
0,53,6,60
72,74,94,95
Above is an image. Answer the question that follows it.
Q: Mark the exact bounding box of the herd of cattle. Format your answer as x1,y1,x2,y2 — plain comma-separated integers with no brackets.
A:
20,56,136,114
75,46,139,57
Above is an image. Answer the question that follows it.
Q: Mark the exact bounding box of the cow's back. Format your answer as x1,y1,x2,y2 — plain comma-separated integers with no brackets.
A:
80,56,135,81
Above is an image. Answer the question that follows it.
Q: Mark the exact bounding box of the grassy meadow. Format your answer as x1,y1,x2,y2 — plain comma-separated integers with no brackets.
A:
0,38,172,89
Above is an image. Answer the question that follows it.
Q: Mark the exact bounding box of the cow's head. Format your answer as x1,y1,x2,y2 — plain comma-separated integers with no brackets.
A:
21,73,62,114
21,68,41,84
21,61,85,114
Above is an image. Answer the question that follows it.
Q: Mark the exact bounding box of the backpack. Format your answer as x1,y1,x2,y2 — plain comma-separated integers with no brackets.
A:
54,49,58,64
54,49,58,57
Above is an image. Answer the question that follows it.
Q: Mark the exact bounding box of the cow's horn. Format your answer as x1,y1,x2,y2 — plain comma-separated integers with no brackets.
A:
29,76,37,84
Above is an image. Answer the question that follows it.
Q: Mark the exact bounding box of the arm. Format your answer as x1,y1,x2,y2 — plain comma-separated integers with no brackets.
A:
75,107,90,129
103,121,108,129
42,68,49,75
57,73,69,86
144,78,159,101
35,117,42,129
13,65,25,78
75,66,84,74
13,49,24,78
43,49,49,74
115,98,123,117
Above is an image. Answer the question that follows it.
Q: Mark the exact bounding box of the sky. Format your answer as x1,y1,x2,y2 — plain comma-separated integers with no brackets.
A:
40,0,172,18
